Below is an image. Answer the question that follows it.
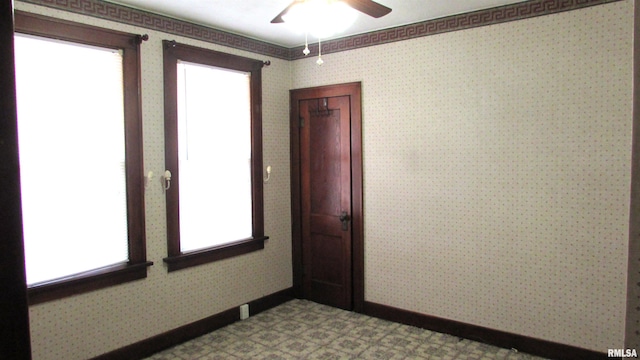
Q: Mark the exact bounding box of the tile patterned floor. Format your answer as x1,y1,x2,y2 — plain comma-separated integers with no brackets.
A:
144,299,548,359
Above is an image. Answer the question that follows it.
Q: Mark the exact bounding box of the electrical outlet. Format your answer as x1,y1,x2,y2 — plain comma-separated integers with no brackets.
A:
240,304,249,320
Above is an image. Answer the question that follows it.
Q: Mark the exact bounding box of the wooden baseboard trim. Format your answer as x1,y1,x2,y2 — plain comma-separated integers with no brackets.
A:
363,301,605,360
92,287,294,360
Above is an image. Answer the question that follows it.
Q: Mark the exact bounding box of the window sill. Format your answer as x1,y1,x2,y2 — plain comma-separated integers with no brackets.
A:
163,236,268,272
27,261,153,305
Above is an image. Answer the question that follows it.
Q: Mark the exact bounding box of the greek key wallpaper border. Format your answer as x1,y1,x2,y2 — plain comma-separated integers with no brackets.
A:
19,0,624,60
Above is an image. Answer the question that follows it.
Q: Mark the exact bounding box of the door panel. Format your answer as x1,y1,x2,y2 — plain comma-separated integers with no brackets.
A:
310,233,343,284
290,82,363,312
300,96,352,310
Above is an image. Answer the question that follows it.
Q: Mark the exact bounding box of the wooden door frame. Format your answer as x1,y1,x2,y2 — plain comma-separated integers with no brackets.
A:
0,1,33,358
290,82,364,312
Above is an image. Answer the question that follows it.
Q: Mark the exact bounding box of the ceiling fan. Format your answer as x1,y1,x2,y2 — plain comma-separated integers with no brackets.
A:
271,0,392,24
272,0,391,65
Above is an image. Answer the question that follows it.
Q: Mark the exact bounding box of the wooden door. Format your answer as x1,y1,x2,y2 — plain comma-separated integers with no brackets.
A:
290,82,363,312
300,96,352,309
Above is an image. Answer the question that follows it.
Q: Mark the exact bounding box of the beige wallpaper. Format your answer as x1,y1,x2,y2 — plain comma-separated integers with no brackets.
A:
291,0,632,352
15,0,634,357
15,2,292,360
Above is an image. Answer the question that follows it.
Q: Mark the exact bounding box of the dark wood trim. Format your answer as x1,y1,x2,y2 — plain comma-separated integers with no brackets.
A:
0,1,32,358
92,309,238,360
28,262,153,305
14,11,150,304
163,237,267,272
290,82,364,311
91,288,294,360
626,0,640,348
162,40,267,272
123,15,148,267
14,11,141,49
363,301,606,360
289,92,303,300
162,40,266,73
18,0,623,60
349,86,364,313
250,61,265,242
247,287,295,315
163,40,180,258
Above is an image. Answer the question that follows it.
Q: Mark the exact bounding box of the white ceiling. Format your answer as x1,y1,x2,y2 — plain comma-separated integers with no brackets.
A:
103,0,529,48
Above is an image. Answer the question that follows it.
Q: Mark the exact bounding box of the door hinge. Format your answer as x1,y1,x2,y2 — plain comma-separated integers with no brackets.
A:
299,116,305,128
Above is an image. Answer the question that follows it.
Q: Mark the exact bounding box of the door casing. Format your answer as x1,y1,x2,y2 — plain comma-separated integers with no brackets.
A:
290,82,364,312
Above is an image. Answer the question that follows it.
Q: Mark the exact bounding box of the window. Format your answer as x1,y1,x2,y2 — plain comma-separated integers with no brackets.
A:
14,12,150,304
162,41,268,271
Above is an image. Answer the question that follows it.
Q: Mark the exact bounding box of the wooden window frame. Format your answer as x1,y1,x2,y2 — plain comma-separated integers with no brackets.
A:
162,40,267,272
14,12,151,305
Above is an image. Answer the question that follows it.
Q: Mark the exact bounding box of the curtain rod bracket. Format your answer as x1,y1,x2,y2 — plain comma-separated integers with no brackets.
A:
135,34,149,44
263,60,271,67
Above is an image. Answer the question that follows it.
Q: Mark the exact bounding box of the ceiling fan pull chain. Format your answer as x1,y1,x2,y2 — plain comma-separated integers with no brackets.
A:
303,32,310,56
316,37,324,65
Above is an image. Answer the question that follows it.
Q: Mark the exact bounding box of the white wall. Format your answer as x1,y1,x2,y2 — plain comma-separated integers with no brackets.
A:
292,1,632,351
15,2,293,359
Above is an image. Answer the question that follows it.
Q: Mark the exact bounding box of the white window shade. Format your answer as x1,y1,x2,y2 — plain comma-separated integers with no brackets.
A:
14,34,129,285
176,61,253,253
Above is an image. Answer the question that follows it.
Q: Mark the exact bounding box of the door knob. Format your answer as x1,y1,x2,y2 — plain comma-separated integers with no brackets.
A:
339,211,350,231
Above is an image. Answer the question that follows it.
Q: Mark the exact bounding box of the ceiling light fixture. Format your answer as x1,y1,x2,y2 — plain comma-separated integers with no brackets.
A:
281,0,358,65
272,0,392,65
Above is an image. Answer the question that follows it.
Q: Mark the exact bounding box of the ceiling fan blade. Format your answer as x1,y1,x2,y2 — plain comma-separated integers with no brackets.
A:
271,1,301,23
272,0,391,24
344,0,392,18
